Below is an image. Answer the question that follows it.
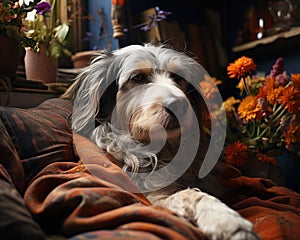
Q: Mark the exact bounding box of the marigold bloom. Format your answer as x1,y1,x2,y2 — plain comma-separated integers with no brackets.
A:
203,74,223,86
238,96,262,122
256,86,267,99
284,123,300,147
278,86,300,113
264,77,284,105
236,78,245,92
291,74,300,88
224,141,248,167
227,56,256,79
223,97,240,112
199,81,218,100
256,152,278,166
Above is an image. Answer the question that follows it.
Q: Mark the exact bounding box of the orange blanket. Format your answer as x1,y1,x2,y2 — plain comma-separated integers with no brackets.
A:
24,134,205,239
22,133,300,239
213,161,300,239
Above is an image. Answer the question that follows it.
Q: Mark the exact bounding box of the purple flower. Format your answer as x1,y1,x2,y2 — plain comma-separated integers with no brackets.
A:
268,57,284,78
155,6,172,19
275,71,289,87
35,1,52,15
130,6,171,32
140,24,151,31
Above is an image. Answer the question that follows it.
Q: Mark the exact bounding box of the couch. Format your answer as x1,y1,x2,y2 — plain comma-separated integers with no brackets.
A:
0,98,300,239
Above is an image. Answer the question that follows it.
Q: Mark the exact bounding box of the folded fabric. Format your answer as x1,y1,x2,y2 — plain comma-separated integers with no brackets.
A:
216,163,300,239
1,98,300,239
24,134,205,240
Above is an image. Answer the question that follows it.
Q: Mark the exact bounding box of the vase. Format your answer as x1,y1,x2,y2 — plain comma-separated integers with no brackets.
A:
0,35,19,78
240,153,285,187
71,50,98,68
241,150,300,193
24,45,57,83
276,150,300,193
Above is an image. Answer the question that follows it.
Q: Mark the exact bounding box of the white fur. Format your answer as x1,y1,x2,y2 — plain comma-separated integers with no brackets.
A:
63,44,260,240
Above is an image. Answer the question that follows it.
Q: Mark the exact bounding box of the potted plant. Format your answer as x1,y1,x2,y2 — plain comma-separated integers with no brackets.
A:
222,56,300,192
24,0,71,83
0,0,40,77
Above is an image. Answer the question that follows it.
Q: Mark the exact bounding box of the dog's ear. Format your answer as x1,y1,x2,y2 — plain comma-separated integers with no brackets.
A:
62,51,118,136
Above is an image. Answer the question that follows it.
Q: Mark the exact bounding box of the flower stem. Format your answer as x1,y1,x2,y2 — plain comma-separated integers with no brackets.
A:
270,124,283,140
249,127,269,143
242,76,252,96
250,120,256,138
50,0,56,33
272,104,285,123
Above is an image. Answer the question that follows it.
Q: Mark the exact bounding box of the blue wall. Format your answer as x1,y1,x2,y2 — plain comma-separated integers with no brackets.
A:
88,0,119,50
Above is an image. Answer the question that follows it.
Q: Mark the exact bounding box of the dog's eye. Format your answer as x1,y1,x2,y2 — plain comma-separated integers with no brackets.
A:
130,73,148,83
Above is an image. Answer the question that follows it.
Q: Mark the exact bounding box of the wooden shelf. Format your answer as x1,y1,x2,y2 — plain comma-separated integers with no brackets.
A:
232,27,300,53
0,90,60,108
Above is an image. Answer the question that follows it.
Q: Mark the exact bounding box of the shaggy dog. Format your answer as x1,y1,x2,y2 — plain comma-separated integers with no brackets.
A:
62,44,259,240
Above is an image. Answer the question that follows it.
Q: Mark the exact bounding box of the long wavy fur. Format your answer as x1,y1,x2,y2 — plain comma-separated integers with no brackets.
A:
62,44,210,192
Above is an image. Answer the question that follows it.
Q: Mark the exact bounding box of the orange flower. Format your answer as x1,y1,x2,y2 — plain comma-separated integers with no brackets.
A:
224,141,248,167
223,96,240,112
256,152,278,166
291,73,300,88
284,123,300,147
256,86,267,99
199,81,218,100
238,96,262,122
236,78,245,92
278,86,300,113
227,56,256,79
263,77,284,105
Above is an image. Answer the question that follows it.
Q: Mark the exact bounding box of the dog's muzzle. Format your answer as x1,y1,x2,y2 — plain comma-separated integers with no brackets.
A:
163,96,189,126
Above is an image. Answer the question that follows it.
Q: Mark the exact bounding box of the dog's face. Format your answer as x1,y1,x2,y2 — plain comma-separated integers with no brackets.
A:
67,45,208,138
115,68,194,146
65,44,214,181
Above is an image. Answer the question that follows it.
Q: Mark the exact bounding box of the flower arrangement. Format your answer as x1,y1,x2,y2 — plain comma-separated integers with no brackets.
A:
25,0,71,59
0,0,40,47
223,56,300,168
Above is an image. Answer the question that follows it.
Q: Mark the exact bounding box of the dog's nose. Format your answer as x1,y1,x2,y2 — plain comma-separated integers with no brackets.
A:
163,97,189,116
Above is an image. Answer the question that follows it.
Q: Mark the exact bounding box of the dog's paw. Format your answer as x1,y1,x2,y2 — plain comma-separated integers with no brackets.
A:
195,194,260,240
230,230,260,240
154,188,260,240
198,216,259,240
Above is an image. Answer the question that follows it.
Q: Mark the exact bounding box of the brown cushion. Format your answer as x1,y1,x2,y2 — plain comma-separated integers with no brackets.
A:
0,98,77,191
